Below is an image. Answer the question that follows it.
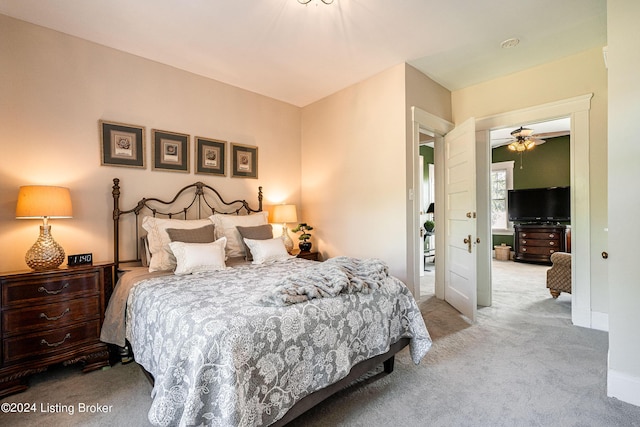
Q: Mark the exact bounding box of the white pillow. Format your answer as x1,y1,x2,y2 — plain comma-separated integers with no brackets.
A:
168,238,227,275
243,237,294,264
141,216,213,272
209,211,269,258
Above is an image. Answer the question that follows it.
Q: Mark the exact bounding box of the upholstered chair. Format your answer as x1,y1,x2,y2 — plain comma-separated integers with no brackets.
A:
546,252,572,298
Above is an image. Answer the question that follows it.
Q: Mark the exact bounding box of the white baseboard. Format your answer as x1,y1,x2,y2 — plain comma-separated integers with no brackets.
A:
591,311,609,332
572,308,609,331
608,369,640,407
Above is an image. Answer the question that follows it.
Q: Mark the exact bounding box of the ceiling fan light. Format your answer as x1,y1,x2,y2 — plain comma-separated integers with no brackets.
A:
507,143,517,151
525,140,535,150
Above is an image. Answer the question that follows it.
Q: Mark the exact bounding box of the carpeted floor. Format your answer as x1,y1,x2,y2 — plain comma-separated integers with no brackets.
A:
2,260,640,426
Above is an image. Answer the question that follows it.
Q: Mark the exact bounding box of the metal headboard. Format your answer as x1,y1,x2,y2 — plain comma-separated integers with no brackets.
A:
111,178,263,271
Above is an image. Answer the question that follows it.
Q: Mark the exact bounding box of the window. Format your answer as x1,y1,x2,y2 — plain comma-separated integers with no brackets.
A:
491,161,514,232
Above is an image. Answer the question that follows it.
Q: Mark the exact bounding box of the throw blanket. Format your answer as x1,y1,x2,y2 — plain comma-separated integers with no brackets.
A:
259,256,389,306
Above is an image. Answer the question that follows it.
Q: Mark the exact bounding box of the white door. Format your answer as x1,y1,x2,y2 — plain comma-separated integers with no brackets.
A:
419,155,426,276
444,118,477,321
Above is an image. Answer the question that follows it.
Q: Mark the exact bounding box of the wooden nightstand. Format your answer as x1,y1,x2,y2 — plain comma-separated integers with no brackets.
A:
295,250,320,261
0,262,113,397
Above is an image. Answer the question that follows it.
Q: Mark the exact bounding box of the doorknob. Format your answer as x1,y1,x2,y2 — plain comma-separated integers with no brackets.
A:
464,235,472,253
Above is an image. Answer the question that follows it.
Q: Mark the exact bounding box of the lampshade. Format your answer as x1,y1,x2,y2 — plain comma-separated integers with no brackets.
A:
272,204,297,224
15,185,73,271
426,202,435,214
16,186,73,219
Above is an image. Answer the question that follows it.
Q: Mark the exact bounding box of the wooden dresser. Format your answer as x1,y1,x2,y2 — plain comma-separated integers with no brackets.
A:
0,262,113,397
514,224,567,265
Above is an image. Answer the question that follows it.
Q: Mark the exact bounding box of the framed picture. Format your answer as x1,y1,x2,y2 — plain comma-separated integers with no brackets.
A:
152,129,190,173
231,143,258,179
195,137,226,176
99,120,145,168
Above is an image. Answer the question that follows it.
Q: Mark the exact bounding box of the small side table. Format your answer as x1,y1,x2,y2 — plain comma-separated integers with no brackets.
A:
295,250,320,261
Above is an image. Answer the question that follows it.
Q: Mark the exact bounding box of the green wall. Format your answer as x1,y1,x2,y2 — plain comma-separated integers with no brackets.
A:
492,136,570,247
420,145,434,182
492,135,570,190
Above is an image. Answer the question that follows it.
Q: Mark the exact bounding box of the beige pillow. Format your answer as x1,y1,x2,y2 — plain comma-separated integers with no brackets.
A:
169,238,227,275
209,211,269,258
236,224,274,261
167,224,216,244
141,216,213,272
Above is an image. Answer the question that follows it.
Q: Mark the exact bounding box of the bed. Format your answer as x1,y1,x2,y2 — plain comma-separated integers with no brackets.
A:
100,178,431,426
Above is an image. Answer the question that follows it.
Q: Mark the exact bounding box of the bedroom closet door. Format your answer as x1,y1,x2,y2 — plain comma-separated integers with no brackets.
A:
443,118,478,322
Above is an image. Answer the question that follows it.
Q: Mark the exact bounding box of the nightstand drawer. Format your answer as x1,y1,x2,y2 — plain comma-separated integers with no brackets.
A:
3,320,101,364
2,271,100,307
2,297,100,336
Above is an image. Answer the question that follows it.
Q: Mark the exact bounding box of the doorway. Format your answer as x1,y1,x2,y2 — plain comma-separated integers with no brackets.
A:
411,94,594,329
488,118,572,306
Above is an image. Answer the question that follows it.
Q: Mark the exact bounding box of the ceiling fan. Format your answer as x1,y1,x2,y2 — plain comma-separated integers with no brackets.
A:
505,127,545,152
497,126,548,169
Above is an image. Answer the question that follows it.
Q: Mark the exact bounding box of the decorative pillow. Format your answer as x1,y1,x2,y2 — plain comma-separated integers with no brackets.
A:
166,224,216,243
243,237,294,264
209,211,269,258
140,236,150,267
236,224,274,261
169,238,227,275
141,216,213,272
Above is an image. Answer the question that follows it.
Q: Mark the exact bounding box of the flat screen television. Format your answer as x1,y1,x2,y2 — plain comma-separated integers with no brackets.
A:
508,186,570,223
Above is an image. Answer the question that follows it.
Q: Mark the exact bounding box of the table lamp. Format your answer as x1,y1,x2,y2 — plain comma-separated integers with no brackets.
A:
272,204,297,254
16,185,73,270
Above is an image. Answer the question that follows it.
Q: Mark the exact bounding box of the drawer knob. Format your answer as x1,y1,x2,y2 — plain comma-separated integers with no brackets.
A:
549,234,555,238
41,333,71,348
549,242,555,246
523,248,527,252
38,282,70,295
39,307,70,322
522,240,527,244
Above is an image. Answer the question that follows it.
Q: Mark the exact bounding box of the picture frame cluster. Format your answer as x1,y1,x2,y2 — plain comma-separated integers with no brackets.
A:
99,120,258,179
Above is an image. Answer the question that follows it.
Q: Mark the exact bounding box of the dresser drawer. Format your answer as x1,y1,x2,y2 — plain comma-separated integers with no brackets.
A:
2,297,100,336
520,246,557,256
2,271,100,308
3,320,101,364
519,239,559,247
519,231,560,240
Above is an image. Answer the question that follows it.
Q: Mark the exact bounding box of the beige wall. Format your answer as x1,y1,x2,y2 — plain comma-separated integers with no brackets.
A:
0,15,301,272
300,64,451,285
607,0,640,405
451,47,609,314
300,64,408,279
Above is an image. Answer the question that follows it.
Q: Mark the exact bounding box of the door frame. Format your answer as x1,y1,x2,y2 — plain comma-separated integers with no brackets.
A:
411,107,453,299
475,94,593,328
411,94,594,330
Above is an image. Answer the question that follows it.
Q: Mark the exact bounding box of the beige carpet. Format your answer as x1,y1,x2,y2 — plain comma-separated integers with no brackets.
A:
2,260,640,426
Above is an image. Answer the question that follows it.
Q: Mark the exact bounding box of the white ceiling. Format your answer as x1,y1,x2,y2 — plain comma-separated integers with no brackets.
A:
0,0,606,108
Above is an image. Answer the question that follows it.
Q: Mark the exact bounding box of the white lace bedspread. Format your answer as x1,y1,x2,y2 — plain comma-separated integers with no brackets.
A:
121,258,431,426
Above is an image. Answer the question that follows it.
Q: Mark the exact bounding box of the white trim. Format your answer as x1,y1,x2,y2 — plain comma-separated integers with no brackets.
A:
491,160,514,232
608,368,640,407
591,311,609,332
475,94,594,329
411,107,453,301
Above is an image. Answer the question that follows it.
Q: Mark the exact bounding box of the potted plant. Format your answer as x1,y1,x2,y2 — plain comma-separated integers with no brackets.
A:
292,223,314,252
424,220,435,233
